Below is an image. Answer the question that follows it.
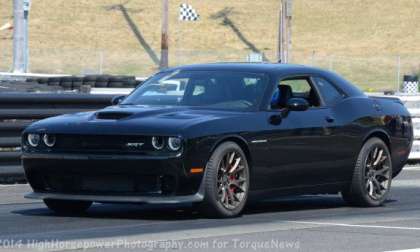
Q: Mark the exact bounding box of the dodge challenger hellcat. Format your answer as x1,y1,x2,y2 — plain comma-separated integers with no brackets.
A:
22,63,413,218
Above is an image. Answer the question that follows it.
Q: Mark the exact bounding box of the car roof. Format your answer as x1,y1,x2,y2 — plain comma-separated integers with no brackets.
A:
162,63,365,97
166,62,309,74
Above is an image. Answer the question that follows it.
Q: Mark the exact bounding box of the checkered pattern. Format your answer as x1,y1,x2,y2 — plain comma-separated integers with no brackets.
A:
179,3,200,21
403,81,419,94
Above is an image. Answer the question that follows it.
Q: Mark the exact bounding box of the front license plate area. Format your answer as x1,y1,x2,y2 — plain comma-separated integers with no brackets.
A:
81,177,135,193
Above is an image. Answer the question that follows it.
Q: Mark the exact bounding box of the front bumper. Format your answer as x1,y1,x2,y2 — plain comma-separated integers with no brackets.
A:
22,152,205,203
25,190,204,204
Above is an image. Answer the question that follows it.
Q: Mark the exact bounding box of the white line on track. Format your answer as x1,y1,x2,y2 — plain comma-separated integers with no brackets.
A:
403,166,420,171
0,184,25,187
384,249,420,252
288,221,420,231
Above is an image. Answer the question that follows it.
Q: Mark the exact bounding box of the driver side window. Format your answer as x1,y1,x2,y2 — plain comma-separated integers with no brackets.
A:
270,77,321,109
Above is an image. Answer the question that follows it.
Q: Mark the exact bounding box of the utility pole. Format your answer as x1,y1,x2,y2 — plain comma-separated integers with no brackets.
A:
285,0,293,63
277,0,293,63
277,1,283,63
12,0,30,73
160,0,169,69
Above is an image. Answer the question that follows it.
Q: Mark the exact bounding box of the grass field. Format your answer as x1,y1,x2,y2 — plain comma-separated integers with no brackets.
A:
0,0,419,90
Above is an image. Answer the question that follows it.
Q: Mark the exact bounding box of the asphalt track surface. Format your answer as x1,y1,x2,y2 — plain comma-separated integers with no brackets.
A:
2,167,420,252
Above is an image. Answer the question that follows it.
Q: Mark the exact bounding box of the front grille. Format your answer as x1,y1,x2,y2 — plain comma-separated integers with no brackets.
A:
25,159,179,196
45,174,161,195
29,173,172,196
53,134,153,154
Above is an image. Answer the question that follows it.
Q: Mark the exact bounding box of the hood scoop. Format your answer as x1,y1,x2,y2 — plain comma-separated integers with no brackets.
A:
96,111,133,120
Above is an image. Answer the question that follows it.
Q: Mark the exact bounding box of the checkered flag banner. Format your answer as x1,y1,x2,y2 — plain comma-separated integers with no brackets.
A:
179,3,200,21
403,81,419,94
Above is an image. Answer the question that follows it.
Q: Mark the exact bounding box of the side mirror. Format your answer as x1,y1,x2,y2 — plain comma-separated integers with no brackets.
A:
287,98,309,112
111,95,126,105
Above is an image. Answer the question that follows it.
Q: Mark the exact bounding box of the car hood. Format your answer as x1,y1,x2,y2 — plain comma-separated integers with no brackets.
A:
25,105,250,137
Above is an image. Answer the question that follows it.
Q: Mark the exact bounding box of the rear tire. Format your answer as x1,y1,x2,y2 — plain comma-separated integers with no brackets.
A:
199,142,250,218
44,199,92,214
342,137,392,207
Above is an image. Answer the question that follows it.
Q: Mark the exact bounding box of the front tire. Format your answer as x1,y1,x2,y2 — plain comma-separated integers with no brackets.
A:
199,142,250,218
43,199,92,214
342,137,392,206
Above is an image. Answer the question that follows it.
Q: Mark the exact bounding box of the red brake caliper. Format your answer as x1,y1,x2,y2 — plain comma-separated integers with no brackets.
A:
229,175,235,192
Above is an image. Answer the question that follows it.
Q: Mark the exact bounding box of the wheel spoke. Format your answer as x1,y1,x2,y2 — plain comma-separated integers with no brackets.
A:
373,149,383,166
366,151,375,169
373,147,378,159
230,181,245,192
229,157,241,174
220,156,228,173
232,190,241,202
372,178,382,193
218,183,224,191
378,155,387,165
228,152,235,165
365,179,370,189
380,181,388,191
226,188,234,203
375,166,390,176
234,165,245,174
368,180,374,197
237,177,246,183
220,188,227,204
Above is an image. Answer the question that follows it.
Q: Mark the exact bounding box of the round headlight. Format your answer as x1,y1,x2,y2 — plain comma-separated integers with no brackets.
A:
151,136,165,150
27,134,40,147
168,137,182,151
43,134,56,147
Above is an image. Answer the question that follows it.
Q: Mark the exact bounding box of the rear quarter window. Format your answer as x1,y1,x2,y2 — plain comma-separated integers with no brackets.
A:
313,77,345,106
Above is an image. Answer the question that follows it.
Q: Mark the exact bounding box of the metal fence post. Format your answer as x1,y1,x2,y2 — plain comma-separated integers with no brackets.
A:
397,55,401,93
159,0,169,69
12,0,30,73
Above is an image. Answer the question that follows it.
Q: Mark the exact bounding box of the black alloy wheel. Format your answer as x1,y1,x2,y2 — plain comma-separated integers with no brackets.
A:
217,150,248,210
342,137,392,206
364,145,392,200
199,142,250,218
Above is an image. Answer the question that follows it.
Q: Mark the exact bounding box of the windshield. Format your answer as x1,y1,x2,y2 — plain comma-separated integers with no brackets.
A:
122,70,269,111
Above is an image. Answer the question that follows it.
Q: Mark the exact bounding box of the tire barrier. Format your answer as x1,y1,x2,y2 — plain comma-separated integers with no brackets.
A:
26,75,143,91
0,93,114,183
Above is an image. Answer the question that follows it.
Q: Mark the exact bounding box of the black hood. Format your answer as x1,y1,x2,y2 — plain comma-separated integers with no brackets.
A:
24,105,249,138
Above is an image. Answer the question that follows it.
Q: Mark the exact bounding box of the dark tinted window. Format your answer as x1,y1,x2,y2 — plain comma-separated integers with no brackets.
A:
313,77,344,106
270,77,320,109
122,71,268,111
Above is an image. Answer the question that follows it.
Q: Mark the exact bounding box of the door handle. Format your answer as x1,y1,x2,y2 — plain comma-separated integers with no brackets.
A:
325,116,335,123
269,114,282,125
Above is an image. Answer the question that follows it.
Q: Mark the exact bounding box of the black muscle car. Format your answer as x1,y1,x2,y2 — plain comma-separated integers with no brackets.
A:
22,63,413,218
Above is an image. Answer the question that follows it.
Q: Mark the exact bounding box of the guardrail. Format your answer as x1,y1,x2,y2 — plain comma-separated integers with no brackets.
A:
0,93,114,182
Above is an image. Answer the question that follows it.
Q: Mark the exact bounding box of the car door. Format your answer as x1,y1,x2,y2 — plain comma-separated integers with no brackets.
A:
310,76,356,182
254,75,347,189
